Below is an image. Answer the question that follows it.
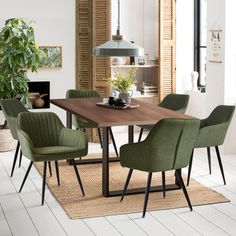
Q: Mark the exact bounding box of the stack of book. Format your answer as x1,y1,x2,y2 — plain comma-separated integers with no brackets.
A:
140,82,158,96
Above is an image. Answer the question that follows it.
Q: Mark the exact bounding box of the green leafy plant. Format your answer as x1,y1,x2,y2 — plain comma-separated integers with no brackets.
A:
0,18,44,103
107,67,137,92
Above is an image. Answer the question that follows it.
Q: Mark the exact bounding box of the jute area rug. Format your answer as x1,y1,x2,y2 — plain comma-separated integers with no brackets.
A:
35,153,229,219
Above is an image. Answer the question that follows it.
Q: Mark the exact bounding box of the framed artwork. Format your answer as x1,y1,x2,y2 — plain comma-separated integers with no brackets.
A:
208,29,222,63
39,46,62,68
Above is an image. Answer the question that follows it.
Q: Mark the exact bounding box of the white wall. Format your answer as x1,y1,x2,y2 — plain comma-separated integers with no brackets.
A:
222,0,236,153
206,0,236,153
0,0,76,124
176,0,194,94
206,0,225,113
112,0,158,60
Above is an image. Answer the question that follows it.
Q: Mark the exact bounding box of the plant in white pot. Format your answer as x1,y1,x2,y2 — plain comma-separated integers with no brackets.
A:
108,67,137,104
0,18,44,150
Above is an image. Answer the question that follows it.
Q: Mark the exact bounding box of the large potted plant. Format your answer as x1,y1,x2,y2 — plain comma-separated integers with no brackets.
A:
0,18,43,150
0,18,43,104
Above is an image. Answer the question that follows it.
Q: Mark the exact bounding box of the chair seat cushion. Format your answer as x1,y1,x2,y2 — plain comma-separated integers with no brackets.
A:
32,146,87,161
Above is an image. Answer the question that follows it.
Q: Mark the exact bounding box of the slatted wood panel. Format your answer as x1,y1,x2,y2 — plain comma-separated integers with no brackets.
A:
91,0,111,142
76,0,92,89
76,0,111,142
92,0,111,95
158,0,176,101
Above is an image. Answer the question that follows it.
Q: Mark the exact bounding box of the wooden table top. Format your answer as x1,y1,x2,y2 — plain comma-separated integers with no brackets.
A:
51,98,192,128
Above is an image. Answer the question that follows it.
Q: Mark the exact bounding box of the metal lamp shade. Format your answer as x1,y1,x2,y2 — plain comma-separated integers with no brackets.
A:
93,38,144,57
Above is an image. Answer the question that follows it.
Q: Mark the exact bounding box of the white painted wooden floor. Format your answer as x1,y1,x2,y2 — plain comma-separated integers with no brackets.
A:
1,130,236,236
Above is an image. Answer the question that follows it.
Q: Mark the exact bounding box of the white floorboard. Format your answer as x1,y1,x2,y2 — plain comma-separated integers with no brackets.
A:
1,131,236,235
149,210,201,236
0,194,38,236
83,217,121,236
0,203,12,236
172,208,229,236
128,212,174,236
195,205,236,235
106,214,148,236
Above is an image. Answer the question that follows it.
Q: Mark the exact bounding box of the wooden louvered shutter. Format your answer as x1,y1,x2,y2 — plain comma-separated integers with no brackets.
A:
76,0,110,93
158,0,176,101
76,0,111,142
92,0,111,97
76,0,92,89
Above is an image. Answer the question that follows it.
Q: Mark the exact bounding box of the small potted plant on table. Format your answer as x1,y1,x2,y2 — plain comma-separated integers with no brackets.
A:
107,67,137,104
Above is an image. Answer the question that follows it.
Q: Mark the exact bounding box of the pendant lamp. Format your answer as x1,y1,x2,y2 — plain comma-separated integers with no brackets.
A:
93,0,144,57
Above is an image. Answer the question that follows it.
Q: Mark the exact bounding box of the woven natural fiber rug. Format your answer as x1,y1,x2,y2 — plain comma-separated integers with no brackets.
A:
35,153,229,219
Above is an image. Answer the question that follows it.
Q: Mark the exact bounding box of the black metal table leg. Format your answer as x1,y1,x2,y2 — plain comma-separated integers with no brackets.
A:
102,127,109,197
128,125,134,143
66,111,72,128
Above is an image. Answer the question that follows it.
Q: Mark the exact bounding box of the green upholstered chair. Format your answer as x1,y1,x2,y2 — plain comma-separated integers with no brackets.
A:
0,99,28,176
66,89,118,157
120,118,200,217
17,112,88,205
187,105,235,186
138,94,190,142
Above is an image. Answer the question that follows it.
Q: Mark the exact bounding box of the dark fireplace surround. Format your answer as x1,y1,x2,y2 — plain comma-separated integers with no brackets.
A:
28,81,50,109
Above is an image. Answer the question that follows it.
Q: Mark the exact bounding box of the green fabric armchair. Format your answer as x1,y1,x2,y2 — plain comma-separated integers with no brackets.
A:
0,99,28,176
138,94,189,142
120,118,200,217
17,112,88,205
187,105,235,186
66,89,118,157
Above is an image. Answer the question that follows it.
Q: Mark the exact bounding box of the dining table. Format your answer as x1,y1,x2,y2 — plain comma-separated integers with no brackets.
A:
50,97,192,197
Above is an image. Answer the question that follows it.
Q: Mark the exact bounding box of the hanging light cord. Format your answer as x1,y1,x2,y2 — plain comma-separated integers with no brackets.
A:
117,0,120,35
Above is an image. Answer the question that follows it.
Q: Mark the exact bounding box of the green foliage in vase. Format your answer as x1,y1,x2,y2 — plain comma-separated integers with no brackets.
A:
107,67,137,92
0,18,44,103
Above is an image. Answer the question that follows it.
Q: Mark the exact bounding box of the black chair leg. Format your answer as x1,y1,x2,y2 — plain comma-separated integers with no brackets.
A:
121,169,133,202
48,161,52,177
19,161,33,192
187,149,194,186
207,147,211,174
175,169,192,211
11,141,20,177
18,150,22,168
42,161,47,205
109,128,119,157
71,159,85,196
162,171,166,198
55,161,60,186
138,128,143,142
143,172,153,218
97,128,103,148
215,146,226,185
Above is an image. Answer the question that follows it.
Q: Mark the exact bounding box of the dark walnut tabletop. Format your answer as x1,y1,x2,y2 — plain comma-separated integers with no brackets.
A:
50,97,192,128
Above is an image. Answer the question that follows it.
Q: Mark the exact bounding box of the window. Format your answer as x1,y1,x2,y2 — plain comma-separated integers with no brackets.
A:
194,0,207,90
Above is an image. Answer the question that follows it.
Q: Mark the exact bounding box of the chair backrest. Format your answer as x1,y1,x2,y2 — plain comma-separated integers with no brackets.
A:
66,89,101,99
66,89,101,128
159,94,189,113
0,99,28,139
197,105,235,146
17,112,64,147
144,118,200,172
202,105,235,127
